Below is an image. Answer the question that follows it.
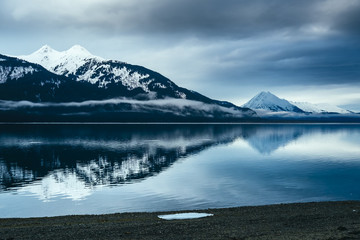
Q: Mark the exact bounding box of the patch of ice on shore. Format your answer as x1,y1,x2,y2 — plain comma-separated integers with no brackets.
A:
158,212,213,220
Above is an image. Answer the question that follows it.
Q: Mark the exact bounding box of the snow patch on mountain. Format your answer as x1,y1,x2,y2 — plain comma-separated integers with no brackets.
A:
242,91,303,112
154,83,167,89
73,60,153,91
176,91,187,99
0,67,11,84
111,66,151,91
10,66,36,80
0,65,37,83
291,101,351,114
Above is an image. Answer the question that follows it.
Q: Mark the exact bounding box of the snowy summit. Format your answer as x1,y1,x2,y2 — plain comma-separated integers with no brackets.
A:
242,91,304,113
18,45,103,76
17,45,154,89
243,91,352,114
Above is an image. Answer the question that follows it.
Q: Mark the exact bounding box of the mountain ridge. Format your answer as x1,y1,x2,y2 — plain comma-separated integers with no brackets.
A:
18,45,104,76
243,91,352,115
2,45,358,122
0,46,257,122
290,101,352,114
242,91,304,113
15,45,250,109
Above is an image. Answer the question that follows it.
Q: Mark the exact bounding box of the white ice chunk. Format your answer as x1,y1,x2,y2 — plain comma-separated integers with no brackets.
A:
158,212,213,220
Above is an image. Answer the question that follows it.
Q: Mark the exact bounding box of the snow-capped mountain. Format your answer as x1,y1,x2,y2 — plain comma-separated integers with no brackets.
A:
16,45,249,106
243,91,354,118
291,101,352,114
19,45,104,77
19,45,155,92
19,45,153,90
17,45,195,98
0,46,257,121
242,91,304,113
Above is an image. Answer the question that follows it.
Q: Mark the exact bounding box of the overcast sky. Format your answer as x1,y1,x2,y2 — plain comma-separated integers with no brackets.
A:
1,0,360,110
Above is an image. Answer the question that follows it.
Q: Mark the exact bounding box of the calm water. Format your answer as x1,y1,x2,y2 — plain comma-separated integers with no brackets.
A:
0,124,360,218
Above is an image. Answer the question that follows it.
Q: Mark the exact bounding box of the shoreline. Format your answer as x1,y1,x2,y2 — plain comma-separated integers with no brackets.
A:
1,121,360,125
1,201,360,239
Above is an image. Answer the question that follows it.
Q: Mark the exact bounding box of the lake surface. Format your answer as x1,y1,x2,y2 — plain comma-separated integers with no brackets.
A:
1,124,360,218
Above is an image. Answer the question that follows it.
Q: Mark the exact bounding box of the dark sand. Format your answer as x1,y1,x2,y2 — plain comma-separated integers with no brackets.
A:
1,201,360,240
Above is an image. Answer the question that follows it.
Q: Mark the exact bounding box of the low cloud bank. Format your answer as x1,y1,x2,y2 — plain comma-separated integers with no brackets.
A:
0,98,246,118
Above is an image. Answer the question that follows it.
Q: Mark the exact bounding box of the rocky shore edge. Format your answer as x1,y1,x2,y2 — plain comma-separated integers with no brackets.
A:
1,201,360,240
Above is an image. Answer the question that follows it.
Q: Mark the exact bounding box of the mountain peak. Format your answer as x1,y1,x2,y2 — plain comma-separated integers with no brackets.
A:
69,44,86,50
31,44,91,54
35,45,57,54
259,91,272,95
256,91,276,98
66,45,92,57
243,91,304,113
18,45,103,76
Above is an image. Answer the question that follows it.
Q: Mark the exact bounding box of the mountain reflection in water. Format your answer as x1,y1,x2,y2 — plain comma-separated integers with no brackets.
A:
0,124,359,207
0,124,243,191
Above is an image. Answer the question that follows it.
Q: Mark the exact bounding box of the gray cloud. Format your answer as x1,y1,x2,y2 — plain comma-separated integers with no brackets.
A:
139,0,320,37
0,0,359,107
333,2,360,36
0,98,245,117
113,0,360,38
2,0,360,38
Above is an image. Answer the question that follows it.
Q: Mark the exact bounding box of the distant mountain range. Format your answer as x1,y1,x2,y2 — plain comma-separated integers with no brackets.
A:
0,45,256,122
242,91,358,121
243,91,305,113
0,45,358,122
243,91,353,114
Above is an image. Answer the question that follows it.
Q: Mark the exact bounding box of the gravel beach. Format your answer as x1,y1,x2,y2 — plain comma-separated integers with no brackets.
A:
1,201,360,240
